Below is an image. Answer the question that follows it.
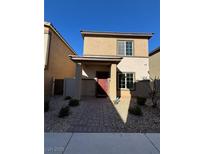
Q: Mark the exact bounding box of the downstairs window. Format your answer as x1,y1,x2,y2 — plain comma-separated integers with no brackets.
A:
118,73,135,90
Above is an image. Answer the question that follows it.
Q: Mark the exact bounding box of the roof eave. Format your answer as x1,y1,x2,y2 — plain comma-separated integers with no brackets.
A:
44,21,77,55
80,31,154,39
149,47,160,56
69,55,122,64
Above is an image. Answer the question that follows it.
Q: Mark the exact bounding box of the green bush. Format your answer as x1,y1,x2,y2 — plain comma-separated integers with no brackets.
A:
44,100,49,112
64,96,71,100
129,106,143,116
137,97,147,106
69,99,80,107
58,105,70,118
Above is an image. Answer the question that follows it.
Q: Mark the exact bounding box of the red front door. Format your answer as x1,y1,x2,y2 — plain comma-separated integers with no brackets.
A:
96,72,110,97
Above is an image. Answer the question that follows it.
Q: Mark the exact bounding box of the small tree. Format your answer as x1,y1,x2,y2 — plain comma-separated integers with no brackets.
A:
149,76,160,108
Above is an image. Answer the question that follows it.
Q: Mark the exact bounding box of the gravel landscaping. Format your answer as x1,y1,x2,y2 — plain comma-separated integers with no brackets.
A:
45,96,160,133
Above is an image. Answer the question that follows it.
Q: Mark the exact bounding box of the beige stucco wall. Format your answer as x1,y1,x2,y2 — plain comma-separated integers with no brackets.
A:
83,36,148,57
80,57,149,98
44,27,50,67
82,64,110,79
117,57,149,80
117,57,150,97
44,26,76,97
149,51,160,79
81,35,150,98
81,79,96,96
110,64,117,100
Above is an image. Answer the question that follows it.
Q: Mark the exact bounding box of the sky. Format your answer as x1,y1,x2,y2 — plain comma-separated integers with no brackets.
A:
45,0,160,55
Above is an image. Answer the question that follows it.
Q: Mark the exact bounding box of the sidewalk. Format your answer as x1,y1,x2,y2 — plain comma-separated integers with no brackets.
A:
45,133,160,154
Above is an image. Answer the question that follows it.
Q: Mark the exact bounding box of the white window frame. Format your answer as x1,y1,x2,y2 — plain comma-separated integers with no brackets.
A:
117,40,134,56
118,72,135,90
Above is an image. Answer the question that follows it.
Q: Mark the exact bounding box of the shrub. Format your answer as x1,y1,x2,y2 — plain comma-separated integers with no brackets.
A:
137,97,147,106
129,106,143,116
44,100,49,112
58,105,70,118
64,96,71,100
69,99,79,107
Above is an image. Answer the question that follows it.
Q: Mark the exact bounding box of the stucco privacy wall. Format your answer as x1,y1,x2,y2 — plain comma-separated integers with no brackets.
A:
64,63,82,99
44,25,76,97
81,64,110,96
149,52,160,79
84,36,148,57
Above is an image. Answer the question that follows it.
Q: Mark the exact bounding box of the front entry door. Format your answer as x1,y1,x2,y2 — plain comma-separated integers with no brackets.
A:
96,72,110,97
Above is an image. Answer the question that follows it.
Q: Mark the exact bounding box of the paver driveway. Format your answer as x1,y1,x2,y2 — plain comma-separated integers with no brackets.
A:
45,96,160,133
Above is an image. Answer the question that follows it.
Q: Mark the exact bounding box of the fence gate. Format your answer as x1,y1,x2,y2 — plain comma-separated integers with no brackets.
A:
54,79,64,95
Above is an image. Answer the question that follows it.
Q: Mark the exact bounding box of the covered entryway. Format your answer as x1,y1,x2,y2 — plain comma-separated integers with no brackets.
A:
69,55,122,100
96,71,110,97
81,64,110,97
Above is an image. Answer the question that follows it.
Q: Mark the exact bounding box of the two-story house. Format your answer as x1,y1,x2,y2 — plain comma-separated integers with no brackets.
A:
69,30,153,100
149,47,160,79
44,22,77,98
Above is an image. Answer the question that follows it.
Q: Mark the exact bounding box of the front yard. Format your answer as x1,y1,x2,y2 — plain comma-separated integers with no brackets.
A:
45,96,160,133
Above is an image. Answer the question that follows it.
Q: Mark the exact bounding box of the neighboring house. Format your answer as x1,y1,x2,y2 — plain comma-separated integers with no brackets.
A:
44,22,77,98
69,30,153,100
149,47,160,79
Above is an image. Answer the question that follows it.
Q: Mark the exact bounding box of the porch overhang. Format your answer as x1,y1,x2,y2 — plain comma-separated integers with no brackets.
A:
69,55,122,64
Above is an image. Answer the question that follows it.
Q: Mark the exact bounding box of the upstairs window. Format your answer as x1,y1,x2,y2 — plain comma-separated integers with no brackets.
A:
117,40,133,56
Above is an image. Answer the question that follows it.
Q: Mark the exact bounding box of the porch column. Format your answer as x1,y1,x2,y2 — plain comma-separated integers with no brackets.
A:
75,63,82,100
110,63,117,101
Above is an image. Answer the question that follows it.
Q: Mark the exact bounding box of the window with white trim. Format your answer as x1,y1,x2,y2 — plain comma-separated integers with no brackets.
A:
117,40,133,56
118,73,134,90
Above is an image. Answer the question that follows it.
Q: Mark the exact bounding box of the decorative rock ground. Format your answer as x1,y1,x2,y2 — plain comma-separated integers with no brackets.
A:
45,96,160,133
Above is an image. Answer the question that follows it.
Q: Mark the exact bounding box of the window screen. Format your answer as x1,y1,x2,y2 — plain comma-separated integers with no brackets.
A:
117,41,125,55
117,40,133,56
